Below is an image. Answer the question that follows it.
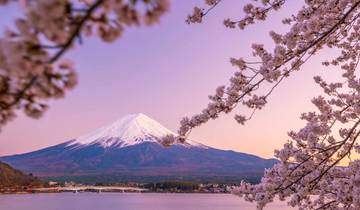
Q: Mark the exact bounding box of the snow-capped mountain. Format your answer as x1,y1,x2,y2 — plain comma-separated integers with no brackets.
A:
67,113,204,149
0,113,277,183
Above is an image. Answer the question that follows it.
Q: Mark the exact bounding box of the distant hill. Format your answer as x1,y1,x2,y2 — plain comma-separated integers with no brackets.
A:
0,113,278,184
0,161,42,189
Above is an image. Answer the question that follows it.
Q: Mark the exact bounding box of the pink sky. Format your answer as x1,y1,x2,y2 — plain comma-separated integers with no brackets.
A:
0,1,341,158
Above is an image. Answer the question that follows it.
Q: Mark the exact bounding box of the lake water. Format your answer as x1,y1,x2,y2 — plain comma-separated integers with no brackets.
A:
0,193,292,210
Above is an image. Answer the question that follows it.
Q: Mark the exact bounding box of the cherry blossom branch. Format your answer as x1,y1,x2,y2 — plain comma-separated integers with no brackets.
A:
50,0,104,63
191,1,360,208
0,0,169,126
2,0,104,111
175,0,360,143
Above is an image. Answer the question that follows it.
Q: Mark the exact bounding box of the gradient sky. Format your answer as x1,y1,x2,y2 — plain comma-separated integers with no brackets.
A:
0,1,341,158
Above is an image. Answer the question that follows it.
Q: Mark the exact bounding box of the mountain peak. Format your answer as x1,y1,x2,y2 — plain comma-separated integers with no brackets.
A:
68,113,176,148
125,113,150,120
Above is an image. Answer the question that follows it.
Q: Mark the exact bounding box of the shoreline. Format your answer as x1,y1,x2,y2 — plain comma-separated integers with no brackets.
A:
1,183,232,194
0,187,231,195
0,191,231,195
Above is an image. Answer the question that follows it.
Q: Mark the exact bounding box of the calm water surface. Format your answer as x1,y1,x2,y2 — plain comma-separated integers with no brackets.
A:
0,193,292,210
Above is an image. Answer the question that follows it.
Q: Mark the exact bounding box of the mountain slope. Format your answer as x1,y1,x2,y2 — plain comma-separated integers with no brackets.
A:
0,113,277,183
0,161,42,188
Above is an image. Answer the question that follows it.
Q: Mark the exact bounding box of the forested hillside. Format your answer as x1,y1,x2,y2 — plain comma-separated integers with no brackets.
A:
0,161,42,189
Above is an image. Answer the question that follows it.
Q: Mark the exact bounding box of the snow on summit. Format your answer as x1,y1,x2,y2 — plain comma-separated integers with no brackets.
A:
69,113,175,148
68,113,205,148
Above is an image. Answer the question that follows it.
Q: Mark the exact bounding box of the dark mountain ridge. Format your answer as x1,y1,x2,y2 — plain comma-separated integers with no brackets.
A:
0,114,277,183
0,161,42,189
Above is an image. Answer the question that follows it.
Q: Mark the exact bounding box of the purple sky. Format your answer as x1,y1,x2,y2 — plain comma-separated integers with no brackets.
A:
0,1,340,157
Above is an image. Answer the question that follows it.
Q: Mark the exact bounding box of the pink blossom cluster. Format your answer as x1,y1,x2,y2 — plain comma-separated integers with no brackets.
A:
234,61,360,209
177,0,360,209
186,0,221,24
177,0,360,138
0,0,169,128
